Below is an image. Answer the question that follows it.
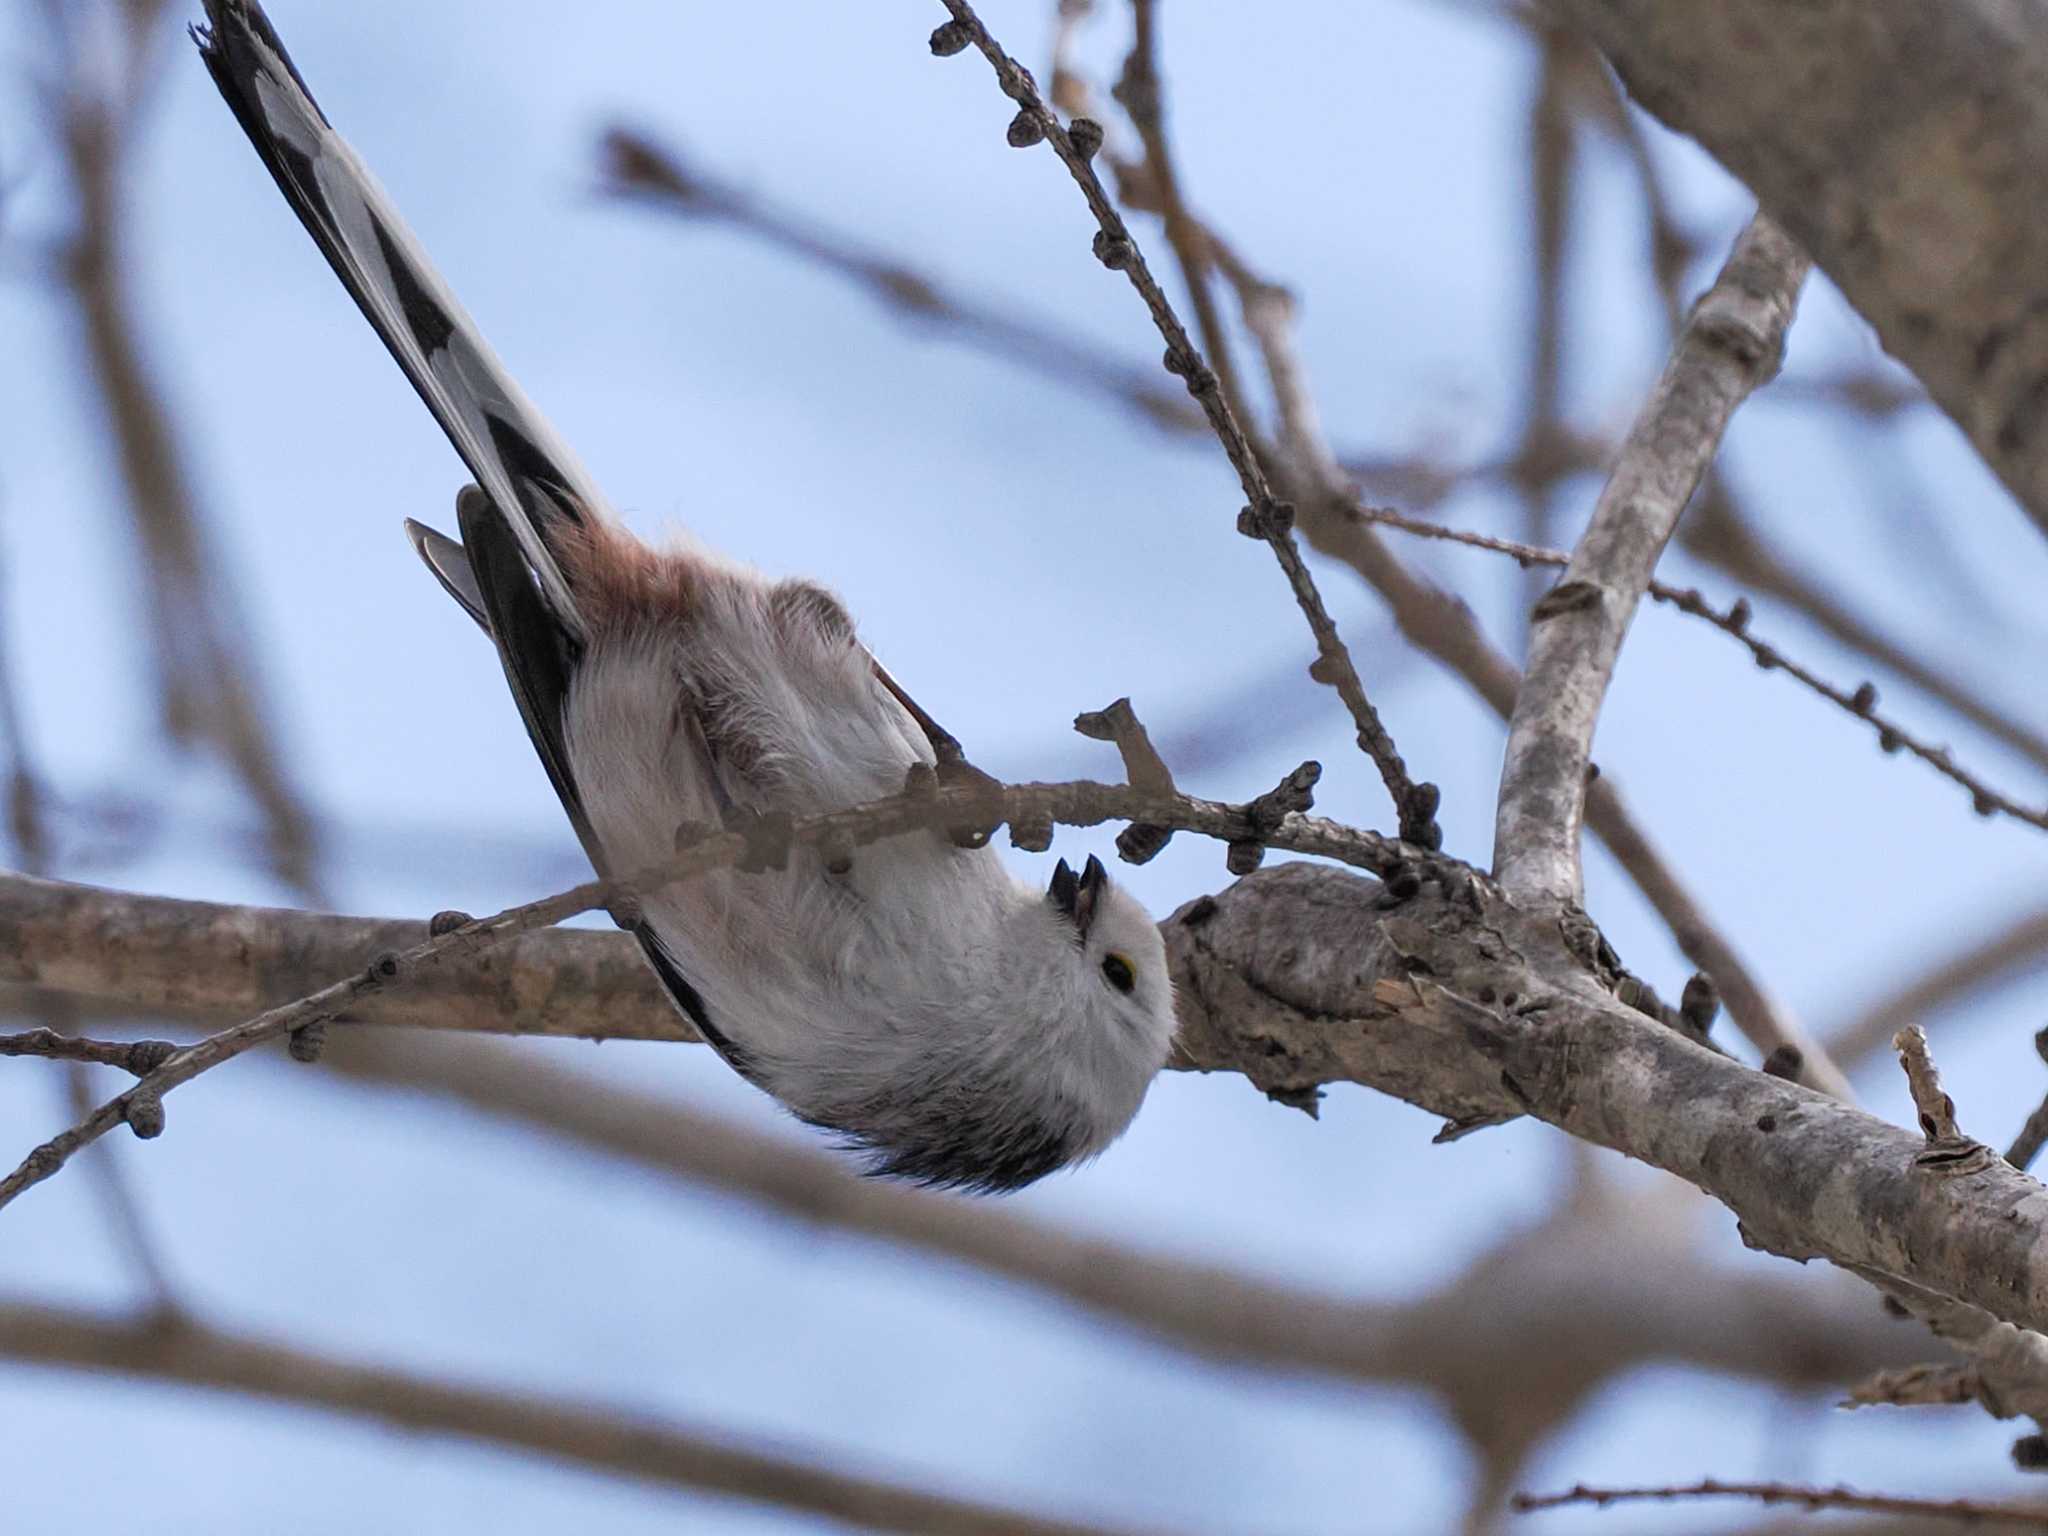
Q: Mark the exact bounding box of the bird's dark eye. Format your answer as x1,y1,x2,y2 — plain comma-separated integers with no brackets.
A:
1101,952,1136,994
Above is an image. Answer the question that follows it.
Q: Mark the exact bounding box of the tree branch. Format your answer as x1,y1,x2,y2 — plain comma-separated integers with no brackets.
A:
593,90,1849,1094
595,126,1207,444
928,0,1438,846
0,1297,1155,1536
14,860,2048,1340
299,1028,1927,1413
1512,1479,2048,1528
0,1028,175,1074
37,0,321,895
1354,504,2048,834
1552,0,2048,543
600,119,2048,785
1493,215,1809,903
0,775,1407,1211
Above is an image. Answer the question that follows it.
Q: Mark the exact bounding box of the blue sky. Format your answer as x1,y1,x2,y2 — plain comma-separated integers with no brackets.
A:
2,2,2045,1531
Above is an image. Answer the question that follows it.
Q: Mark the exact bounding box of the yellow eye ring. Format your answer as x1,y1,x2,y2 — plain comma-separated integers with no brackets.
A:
1101,952,1136,994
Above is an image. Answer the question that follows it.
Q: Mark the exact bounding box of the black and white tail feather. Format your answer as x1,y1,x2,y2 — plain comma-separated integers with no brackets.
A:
196,2,597,816
194,0,1178,1191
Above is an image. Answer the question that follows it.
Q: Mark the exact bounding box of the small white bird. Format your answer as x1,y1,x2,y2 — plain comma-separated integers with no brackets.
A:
195,0,1176,1190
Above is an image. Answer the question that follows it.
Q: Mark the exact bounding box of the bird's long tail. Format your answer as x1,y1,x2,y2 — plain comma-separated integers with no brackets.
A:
194,0,598,645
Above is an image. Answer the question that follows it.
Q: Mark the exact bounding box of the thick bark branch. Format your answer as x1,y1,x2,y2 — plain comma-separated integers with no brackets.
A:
1554,0,2048,541
1493,215,1809,903
1173,867,2048,1338
9,864,2048,1337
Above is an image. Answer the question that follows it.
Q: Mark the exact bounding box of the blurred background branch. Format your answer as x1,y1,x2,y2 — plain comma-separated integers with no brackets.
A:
28,0,321,897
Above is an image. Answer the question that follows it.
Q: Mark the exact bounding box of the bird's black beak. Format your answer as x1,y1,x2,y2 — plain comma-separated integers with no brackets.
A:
1048,853,1108,939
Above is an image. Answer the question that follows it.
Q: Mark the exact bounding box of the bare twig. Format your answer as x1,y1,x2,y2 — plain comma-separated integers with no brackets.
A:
1072,697,1175,862
2010,1032,2048,1171
1860,1268,2048,1432
1684,487,2048,775
0,1028,176,1075
1338,451,2048,784
0,773,1408,1211
1353,504,2048,832
1843,1360,1980,1408
1112,0,1253,431
1494,214,1808,904
2010,1098,2048,1173
1512,1479,2048,1528
1511,23,1575,617
928,0,1436,845
1893,1024,1985,1160
0,1297,1156,1536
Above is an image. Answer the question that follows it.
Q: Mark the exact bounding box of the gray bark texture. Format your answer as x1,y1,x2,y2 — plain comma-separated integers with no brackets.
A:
1554,0,2048,539
7,865,2047,1338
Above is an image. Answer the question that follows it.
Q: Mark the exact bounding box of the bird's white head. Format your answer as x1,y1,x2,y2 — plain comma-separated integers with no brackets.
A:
850,851,1177,1193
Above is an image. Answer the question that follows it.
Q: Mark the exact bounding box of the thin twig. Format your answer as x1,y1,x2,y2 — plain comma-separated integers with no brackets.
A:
1353,504,2048,833
1072,697,1176,862
2010,1030,2048,1171
1893,1024,1972,1146
1842,1360,1981,1408
1113,0,1252,432
2010,1098,2048,1172
928,0,1434,844
0,1298,1159,1536
1511,1479,2048,1528
1512,22,1575,617
1494,214,1809,904
1686,483,2048,772
0,773,1410,1212
1856,1264,2048,1430
1889,1025,1996,1175
0,1029,177,1075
